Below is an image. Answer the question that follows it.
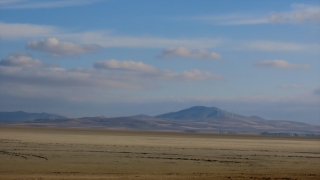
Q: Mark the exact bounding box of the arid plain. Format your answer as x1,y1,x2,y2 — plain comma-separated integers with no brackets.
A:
0,126,319,180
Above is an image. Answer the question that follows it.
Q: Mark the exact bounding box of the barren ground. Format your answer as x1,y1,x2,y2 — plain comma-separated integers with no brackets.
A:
0,126,319,180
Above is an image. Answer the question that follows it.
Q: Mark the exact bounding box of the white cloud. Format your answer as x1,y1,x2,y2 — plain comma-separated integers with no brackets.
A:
0,22,59,39
0,0,101,9
73,32,317,52
26,38,101,57
0,22,224,49
94,60,158,73
94,59,223,82
0,0,24,4
187,4,320,25
242,41,307,51
270,4,320,24
253,60,309,69
0,55,222,89
187,14,269,25
157,47,222,59
279,84,303,89
0,53,136,88
71,31,224,49
0,52,44,67
176,69,223,81
44,31,320,53
0,64,138,89
1,22,319,53
223,19,269,25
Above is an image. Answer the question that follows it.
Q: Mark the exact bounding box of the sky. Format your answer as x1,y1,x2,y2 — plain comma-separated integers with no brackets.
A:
0,0,319,125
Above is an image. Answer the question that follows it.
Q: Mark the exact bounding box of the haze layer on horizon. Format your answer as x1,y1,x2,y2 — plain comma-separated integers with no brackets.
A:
0,0,319,125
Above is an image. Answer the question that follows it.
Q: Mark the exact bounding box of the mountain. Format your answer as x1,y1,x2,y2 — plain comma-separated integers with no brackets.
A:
16,115,320,135
0,111,68,122
1,107,319,135
155,106,250,121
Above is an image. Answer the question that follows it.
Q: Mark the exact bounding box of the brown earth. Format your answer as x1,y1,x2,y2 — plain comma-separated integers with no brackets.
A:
0,126,319,180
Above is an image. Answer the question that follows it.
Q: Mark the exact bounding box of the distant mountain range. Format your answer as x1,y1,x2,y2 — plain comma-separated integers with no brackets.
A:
0,111,67,122
1,106,319,135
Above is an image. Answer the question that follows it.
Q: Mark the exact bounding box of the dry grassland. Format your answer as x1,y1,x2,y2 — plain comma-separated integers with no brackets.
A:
0,126,319,180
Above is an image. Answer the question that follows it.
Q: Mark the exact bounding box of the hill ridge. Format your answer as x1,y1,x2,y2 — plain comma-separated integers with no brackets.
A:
0,111,68,122
155,106,254,121
1,107,318,135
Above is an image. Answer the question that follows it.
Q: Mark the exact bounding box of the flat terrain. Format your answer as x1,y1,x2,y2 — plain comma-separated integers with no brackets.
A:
0,126,319,180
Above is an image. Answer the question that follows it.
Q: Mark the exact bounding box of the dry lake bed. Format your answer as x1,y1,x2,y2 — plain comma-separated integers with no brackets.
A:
0,126,319,180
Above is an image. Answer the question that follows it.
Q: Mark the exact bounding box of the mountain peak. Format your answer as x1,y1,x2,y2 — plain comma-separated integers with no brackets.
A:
155,106,225,120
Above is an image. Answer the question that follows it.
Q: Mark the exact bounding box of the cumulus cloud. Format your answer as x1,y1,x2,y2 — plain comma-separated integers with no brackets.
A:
0,53,136,88
0,55,222,89
253,60,309,69
158,47,222,59
0,52,44,67
94,60,158,73
26,38,101,57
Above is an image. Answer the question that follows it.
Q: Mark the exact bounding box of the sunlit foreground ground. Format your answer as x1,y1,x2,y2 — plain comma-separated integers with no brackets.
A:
0,126,319,180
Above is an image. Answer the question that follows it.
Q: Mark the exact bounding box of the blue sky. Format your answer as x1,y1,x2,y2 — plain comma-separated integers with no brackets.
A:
0,0,319,124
